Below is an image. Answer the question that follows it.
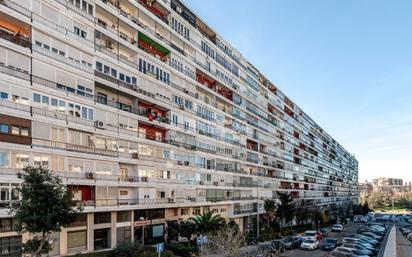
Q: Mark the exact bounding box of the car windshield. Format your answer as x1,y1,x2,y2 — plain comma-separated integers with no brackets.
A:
304,239,316,243
325,238,337,243
304,232,316,236
282,237,292,242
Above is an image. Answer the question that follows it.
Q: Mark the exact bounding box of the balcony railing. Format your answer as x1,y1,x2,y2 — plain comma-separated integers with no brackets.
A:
0,29,30,48
33,44,93,73
32,138,119,157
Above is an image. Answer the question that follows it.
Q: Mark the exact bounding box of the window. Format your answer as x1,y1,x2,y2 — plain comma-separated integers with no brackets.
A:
117,211,130,223
67,230,86,250
33,93,41,103
180,208,189,216
94,228,110,250
0,236,22,256
11,126,19,135
14,153,29,168
0,152,8,167
0,124,8,134
94,212,111,224
20,127,29,137
97,93,107,105
0,92,8,99
33,156,49,168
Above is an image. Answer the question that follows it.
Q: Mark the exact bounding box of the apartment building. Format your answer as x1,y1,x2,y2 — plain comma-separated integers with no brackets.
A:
0,0,358,255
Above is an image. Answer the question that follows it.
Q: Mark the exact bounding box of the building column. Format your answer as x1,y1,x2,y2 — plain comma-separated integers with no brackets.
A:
60,227,67,256
87,213,94,252
111,211,117,248
130,210,135,242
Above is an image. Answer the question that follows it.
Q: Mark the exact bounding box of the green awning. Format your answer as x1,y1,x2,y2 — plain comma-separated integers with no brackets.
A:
138,31,170,55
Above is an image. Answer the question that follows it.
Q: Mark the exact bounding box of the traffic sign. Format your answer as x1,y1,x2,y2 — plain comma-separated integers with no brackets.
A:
196,236,203,245
156,242,164,253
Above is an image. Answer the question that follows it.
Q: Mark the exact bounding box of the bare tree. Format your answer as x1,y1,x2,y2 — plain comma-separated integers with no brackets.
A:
201,225,246,257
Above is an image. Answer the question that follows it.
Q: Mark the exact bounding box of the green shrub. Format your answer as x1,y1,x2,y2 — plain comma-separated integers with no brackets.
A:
165,243,197,257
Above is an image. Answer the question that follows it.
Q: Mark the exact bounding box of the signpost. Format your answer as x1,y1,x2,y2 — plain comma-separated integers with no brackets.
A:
156,242,164,257
197,235,208,256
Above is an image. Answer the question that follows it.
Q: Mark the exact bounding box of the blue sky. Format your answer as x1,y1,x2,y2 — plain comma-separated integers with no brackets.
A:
184,0,412,182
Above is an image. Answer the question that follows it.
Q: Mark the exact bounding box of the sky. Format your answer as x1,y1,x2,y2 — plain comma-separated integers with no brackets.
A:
184,0,412,182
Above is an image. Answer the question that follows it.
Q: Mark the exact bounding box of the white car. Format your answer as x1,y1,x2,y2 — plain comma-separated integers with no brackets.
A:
332,224,343,232
300,237,319,250
407,233,412,241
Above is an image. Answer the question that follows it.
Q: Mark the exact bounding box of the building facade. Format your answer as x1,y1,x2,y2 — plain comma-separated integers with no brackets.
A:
0,0,358,255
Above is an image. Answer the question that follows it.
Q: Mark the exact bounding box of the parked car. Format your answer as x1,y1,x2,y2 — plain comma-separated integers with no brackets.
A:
350,234,380,245
406,233,412,241
322,238,339,251
300,237,319,250
341,243,377,254
270,239,286,253
302,230,323,240
335,247,372,257
329,251,369,257
360,231,383,241
320,228,330,237
281,236,301,249
332,224,343,232
342,238,375,249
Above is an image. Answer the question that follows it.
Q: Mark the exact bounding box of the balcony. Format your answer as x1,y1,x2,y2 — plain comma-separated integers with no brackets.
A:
138,123,167,143
246,139,258,152
0,13,30,48
138,32,170,62
138,101,169,123
196,69,216,90
68,185,96,208
138,0,170,24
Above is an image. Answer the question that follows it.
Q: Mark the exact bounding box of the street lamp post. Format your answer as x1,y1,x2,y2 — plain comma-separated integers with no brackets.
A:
139,217,145,244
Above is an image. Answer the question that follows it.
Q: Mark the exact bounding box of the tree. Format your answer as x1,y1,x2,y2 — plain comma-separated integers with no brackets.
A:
308,207,323,230
294,200,309,226
178,220,196,244
11,166,81,257
263,199,277,237
190,212,225,234
275,191,295,234
201,225,246,257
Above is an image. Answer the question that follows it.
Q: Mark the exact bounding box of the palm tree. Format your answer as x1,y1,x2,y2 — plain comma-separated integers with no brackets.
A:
190,212,225,234
276,191,295,235
264,199,277,237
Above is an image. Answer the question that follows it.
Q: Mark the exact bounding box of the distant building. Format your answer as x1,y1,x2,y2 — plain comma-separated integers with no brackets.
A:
371,178,410,195
359,181,373,198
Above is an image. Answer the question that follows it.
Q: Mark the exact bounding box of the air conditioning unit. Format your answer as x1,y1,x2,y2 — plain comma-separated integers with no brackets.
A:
106,41,113,49
141,176,148,182
179,104,185,110
195,93,199,99
199,181,204,185
176,6,182,14
183,89,189,93
213,181,219,186
95,120,105,129
132,84,138,91
184,161,189,166
87,172,95,179
132,153,139,159
177,160,183,165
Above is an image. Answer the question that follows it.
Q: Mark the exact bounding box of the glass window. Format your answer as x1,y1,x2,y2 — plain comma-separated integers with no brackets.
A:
41,96,49,106
0,124,8,134
67,230,87,249
0,92,8,99
11,126,19,135
20,127,29,137
33,93,41,103
0,152,8,167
